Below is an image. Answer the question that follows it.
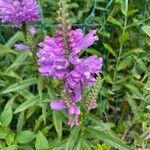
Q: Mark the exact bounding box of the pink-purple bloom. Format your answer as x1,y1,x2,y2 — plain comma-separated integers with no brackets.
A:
15,43,28,50
29,26,37,36
50,100,80,126
37,27,103,126
0,0,39,27
50,100,66,110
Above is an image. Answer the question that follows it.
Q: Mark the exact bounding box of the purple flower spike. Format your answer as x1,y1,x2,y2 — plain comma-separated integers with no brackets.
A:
37,8,103,126
0,0,40,27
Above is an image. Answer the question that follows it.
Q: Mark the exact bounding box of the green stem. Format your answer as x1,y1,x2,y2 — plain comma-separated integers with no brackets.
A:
22,23,37,62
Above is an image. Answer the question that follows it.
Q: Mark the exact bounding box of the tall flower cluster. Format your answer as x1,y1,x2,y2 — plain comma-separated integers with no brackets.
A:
0,0,39,27
37,0,103,126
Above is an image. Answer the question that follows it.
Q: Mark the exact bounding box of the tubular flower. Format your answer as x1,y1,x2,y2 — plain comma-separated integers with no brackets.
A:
50,99,80,127
37,36,69,79
37,27,103,126
37,0,103,126
15,43,28,50
0,0,39,27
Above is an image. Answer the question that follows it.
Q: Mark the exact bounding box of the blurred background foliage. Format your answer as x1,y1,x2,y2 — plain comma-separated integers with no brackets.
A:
0,0,150,149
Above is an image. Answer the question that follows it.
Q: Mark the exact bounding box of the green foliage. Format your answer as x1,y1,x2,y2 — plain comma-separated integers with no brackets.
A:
0,0,150,149
35,131,49,150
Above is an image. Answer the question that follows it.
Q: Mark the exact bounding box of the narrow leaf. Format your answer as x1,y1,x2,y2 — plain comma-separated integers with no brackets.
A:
2,78,37,94
5,31,24,48
14,96,40,113
53,111,62,139
7,51,29,71
104,43,117,57
1,96,15,127
87,128,131,150
142,25,150,37
117,57,132,71
121,0,128,16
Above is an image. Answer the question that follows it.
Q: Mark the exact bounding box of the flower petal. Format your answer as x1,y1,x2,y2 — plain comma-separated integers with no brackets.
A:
29,26,37,36
76,30,99,52
50,100,66,110
15,43,28,50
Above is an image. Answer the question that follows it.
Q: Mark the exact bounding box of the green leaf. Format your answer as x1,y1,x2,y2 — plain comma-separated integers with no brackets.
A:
142,25,150,37
52,111,62,139
127,9,138,17
17,112,24,133
1,96,15,127
82,139,92,150
6,130,15,146
17,130,35,144
125,84,141,97
108,16,122,28
145,78,150,91
35,131,49,150
0,130,7,139
133,56,147,72
37,76,43,99
86,48,101,56
126,94,141,121
86,128,131,150
17,89,35,100
119,32,129,44
121,48,144,58
2,145,18,150
70,3,79,8
0,70,21,79
65,127,80,150
5,31,24,48
7,51,29,71
117,57,132,71
121,0,128,16
102,144,111,150
99,31,110,38
145,37,150,46
0,44,18,55
14,96,40,113
104,43,117,57
74,138,82,150
2,78,37,94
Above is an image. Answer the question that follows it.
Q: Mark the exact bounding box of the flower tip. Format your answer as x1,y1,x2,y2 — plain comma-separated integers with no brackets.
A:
29,26,37,36
50,100,66,110
15,43,28,50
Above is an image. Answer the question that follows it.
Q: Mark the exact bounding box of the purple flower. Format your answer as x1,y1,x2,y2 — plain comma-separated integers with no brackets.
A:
50,100,80,126
65,71,82,102
64,56,103,102
15,43,28,50
29,26,37,36
68,105,80,126
37,36,68,79
50,100,66,110
0,0,39,27
37,26,103,126
68,29,99,54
